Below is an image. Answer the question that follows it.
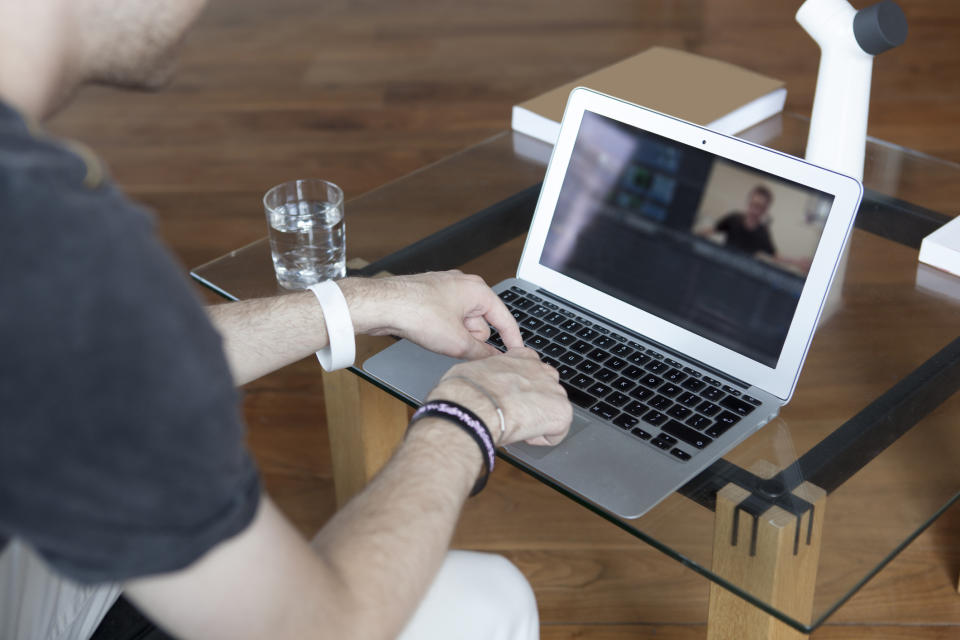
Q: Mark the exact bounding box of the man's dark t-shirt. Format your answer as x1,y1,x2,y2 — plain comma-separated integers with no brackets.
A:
715,212,776,256
0,102,260,584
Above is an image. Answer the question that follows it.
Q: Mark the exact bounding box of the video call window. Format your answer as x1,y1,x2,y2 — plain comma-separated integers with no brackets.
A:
540,111,834,367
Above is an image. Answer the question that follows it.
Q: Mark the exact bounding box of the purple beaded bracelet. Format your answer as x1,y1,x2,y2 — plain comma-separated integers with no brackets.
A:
409,400,496,496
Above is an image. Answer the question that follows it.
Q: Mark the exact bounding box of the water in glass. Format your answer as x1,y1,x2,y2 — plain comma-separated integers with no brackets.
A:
267,199,346,289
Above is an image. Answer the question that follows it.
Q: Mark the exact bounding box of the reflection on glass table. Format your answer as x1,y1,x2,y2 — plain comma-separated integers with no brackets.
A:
192,113,960,635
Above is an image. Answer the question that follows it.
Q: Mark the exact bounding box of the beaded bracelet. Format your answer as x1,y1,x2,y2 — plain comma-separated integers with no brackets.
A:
409,400,496,496
443,375,506,440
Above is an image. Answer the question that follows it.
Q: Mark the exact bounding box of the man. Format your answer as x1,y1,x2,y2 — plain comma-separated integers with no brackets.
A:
0,1,572,639
713,185,777,257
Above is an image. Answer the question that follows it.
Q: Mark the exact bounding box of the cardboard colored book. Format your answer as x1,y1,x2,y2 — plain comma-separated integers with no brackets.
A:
512,46,787,144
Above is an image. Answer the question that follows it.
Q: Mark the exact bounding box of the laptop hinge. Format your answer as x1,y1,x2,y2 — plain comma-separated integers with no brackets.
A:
535,288,752,391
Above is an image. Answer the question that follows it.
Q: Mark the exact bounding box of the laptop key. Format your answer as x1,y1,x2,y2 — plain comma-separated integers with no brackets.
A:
624,401,647,416
584,347,606,361
513,297,533,309
590,402,619,421
560,382,595,409
510,309,528,322
646,360,670,374
640,374,664,388
559,352,584,366
697,400,720,416
521,317,544,331
715,411,741,428
631,426,652,440
594,368,617,382
622,365,644,379
570,340,593,354
648,394,673,411
664,368,687,383
720,396,756,416
537,325,559,338
498,290,518,303
701,386,725,401
705,421,733,439
526,335,549,350
576,360,600,374
628,386,652,401
651,435,677,450
554,332,576,345
542,357,558,368
488,334,505,350
570,373,592,388
613,377,636,392
659,383,682,397
686,414,712,430
528,305,550,318
670,448,692,461
743,394,762,406
662,420,713,449
611,344,633,357
593,335,616,349
613,414,639,430
682,378,706,392
543,343,566,357
560,319,582,332
667,405,692,420
587,382,611,398
556,365,576,380
642,409,668,426
543,312,564,324
628,351,651,365
605,357,627,370
576,327,598,341
677,391,700,406
606,391,630,407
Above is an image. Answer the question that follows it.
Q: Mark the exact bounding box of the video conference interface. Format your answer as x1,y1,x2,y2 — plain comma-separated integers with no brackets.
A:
540,111,835,367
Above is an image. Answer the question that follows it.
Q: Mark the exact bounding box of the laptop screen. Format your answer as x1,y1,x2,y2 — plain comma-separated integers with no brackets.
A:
539,111,835,367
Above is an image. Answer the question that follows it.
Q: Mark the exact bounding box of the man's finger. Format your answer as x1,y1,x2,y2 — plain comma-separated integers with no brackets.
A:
460,335,500,360
482,293,523,349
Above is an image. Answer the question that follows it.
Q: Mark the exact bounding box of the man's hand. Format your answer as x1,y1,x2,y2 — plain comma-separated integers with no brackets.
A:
340,271,523,360
426,347,571,447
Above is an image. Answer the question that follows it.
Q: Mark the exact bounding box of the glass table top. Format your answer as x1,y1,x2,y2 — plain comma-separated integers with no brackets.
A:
192,113,960,632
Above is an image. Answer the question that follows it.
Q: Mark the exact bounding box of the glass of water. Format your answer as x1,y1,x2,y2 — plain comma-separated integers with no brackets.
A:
263,178,346,289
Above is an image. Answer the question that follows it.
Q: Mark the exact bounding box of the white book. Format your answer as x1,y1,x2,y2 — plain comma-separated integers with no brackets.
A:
512,47,787,144
919,215,960,278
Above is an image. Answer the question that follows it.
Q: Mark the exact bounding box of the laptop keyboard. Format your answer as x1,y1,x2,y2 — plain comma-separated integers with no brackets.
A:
489,286,762,462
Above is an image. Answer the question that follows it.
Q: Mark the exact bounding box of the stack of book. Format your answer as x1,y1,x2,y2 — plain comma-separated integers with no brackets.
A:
512,46,787,145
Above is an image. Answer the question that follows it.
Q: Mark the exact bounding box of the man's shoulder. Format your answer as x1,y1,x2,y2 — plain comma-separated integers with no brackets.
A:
0,103,154,254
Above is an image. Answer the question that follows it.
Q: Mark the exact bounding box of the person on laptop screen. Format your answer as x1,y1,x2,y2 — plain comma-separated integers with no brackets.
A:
0,2,571,639
711,184,778,256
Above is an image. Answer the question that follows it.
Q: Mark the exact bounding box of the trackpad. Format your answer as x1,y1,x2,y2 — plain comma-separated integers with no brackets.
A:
506,413,590,460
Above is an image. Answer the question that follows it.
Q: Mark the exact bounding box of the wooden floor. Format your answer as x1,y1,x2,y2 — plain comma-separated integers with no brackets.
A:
47,0,960,637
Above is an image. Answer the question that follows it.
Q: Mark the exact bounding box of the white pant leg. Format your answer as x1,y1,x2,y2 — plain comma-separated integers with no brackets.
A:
0,539,121,640
397,550,539,640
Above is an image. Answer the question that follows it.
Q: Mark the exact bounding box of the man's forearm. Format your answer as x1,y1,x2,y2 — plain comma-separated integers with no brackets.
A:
310,417,482,638
205,292,329,385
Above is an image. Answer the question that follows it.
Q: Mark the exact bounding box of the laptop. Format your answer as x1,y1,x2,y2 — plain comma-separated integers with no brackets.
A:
363,87,862,518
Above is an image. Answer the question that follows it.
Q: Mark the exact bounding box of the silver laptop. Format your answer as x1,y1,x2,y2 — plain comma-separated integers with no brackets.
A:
364,88,862,518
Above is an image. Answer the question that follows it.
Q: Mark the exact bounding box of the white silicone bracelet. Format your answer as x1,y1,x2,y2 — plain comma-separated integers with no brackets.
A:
308,280,356,371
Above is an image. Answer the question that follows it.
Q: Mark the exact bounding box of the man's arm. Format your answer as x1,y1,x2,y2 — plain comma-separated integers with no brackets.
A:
206,271,524,386
124,349,570,640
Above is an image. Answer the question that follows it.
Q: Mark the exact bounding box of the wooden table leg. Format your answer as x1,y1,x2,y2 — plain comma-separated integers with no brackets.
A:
707,462,827,640
318,259,410,508
321,366,409,508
